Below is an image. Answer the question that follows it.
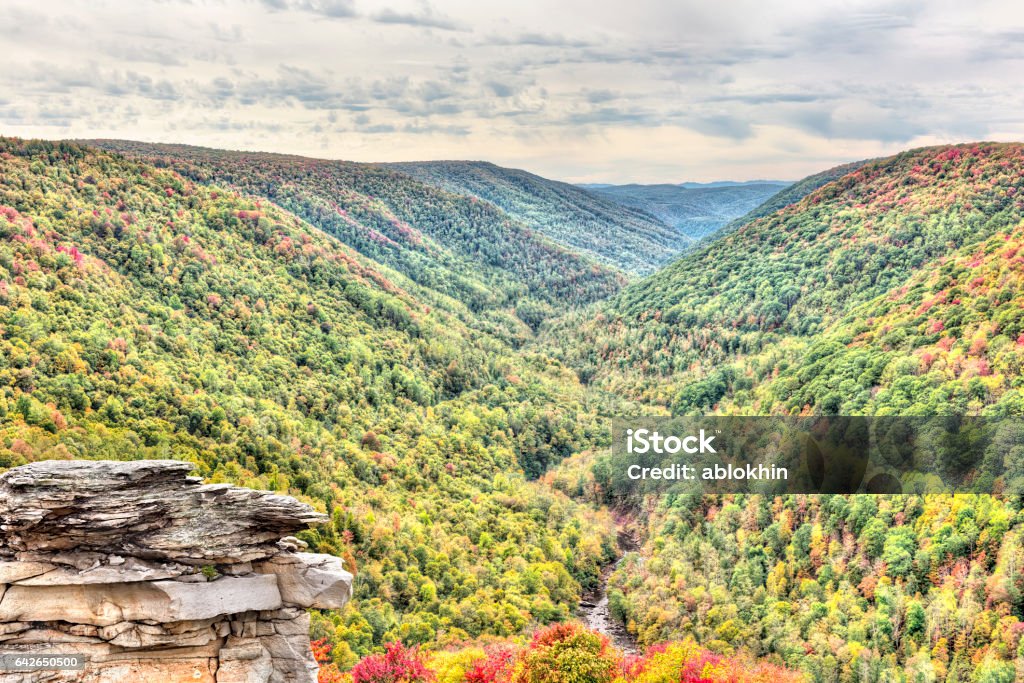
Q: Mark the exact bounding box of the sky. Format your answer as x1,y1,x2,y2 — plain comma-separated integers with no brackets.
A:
1,0,1023,183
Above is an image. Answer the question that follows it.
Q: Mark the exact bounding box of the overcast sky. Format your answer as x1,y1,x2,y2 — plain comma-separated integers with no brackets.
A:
1,0,1023,182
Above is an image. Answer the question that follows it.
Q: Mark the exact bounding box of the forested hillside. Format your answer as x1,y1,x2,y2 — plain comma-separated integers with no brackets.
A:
543,482,1024,683
761,225,1024,416
5,136,1022,682
390,160,685,274
0,138,619,667
716,159,872,238
543,143,1024,682
89,142,625,335
586,181,788,240
547,144,1024,411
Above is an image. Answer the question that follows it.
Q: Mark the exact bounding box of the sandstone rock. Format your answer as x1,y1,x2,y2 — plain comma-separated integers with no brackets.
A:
0,460,345,683
0,622,30,638
13,550,107,570
218,637,274,683
0,460,328,564
14,556,187,585
0,659,218,683
224,561,254,576
277,536,308,552
255,553,353,609
0,575,282,625
0,560,55,583
85,658,218,683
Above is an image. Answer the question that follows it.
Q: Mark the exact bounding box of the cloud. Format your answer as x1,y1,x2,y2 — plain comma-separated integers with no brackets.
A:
402,122,470,136
968,29,1024,62
2,0,1023,181
703,91,838,106
564,106,657,127
101,44,185,67
372,3,464,31
484,32,594,48
8,64,182,101
308,0,358,18
686,115,754,140
583,89,618,104
785,5,918,55
418,80,455,102
486,81,517,98
257,0,357,18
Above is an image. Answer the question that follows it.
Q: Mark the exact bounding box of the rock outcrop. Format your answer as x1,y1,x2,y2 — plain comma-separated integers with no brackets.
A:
0,460,353,682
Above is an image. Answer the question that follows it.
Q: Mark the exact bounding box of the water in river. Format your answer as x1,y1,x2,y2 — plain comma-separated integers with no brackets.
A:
577,528,639,654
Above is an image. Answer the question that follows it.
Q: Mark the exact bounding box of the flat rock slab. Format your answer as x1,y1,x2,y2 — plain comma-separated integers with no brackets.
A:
0,460,328,564
4,557,188,586
0,575,282,626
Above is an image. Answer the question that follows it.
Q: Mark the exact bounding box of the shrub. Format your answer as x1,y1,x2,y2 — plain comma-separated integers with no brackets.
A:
617,640,803,683
511,622,617,683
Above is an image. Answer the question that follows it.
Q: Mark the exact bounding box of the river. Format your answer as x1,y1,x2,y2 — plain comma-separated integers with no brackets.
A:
577,527,639,654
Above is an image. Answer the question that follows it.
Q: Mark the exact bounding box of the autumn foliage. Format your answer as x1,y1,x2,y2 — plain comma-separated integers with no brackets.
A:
340,626,802,683
511,622,617,683
349,642,434,683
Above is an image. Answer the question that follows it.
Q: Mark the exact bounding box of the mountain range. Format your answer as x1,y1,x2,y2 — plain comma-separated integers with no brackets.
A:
1,136,1021,681
584,180,790,240
388,160,686,274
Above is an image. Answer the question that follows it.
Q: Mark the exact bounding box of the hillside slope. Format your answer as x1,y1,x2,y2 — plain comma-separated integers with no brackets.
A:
543,143,1024,682
389,160,685,274
0,137,617,665
716,159,872,237
761,225,1024,415
587,181,788,239
547,143,1024,410
89,142,626,334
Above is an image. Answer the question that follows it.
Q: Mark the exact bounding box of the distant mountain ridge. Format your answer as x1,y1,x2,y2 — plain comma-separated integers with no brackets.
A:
679,179,791,189
388,160,686,275
578,180,790,189
585,181,789,240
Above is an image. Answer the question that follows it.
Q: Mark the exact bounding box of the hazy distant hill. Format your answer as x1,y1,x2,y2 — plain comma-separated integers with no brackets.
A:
716,159,872,237
678,180,789,189
585,181,789,239
389,160,685,275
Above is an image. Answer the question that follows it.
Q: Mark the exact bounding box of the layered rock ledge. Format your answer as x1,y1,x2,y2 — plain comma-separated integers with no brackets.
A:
0,460,353,682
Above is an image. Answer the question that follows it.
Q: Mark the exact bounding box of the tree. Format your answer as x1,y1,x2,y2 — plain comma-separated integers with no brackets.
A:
511,623,616,683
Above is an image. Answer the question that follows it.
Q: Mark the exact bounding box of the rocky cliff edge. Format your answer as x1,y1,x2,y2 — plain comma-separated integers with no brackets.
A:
0,460,353,682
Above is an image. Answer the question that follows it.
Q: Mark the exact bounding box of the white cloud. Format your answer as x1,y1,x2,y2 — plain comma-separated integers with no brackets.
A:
0,0,1022,182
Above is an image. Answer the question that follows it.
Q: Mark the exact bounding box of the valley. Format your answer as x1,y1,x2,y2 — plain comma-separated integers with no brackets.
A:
0,137,1022,682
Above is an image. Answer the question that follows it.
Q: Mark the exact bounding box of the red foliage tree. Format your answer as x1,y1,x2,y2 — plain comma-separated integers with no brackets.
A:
350,642,434,683
464,645,516,683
